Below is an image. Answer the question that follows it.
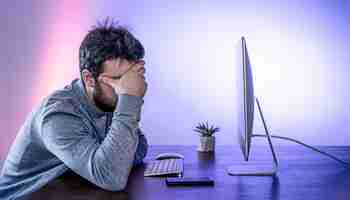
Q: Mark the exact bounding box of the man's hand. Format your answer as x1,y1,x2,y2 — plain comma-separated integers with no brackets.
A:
99,60,147,97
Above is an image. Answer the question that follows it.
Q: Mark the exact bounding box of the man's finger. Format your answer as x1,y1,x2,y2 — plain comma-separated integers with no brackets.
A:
137,60,145,66
99,76,118,86
98,76,106,83
99,75,112,82
130,60,145,73
138,67,146,75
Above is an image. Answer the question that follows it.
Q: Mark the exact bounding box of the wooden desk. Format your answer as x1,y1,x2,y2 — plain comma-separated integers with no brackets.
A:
9,145,350,200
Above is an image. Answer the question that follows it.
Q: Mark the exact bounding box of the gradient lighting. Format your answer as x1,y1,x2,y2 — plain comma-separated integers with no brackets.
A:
3,0,350,157
127,1,350,145
31,1,89,106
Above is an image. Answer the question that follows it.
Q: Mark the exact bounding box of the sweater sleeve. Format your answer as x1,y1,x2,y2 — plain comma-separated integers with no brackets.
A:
133,129,148,166
41,94,143,191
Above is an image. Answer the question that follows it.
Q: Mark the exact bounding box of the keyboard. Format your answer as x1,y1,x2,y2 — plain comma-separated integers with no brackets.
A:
144,159,183,177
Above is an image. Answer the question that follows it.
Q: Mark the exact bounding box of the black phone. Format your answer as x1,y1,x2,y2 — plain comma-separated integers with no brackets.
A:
165,177,214,186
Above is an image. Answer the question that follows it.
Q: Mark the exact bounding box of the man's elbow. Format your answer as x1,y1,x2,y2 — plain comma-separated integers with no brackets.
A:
98,177,129,192
100,182,127,192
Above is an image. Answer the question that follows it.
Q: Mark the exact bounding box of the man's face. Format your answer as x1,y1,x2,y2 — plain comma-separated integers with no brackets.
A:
92,58,137,112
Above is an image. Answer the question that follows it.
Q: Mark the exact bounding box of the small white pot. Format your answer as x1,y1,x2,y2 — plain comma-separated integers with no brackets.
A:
197,136,215,152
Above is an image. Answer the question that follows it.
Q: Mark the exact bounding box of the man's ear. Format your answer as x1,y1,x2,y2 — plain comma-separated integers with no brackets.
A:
82,69,96,88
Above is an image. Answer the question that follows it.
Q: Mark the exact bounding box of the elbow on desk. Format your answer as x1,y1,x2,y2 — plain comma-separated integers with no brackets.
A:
91,167,130,192
101,185,126,192
98,178,128,192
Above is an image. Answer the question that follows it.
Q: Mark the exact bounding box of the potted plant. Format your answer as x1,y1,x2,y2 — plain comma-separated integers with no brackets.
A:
194,122,220,152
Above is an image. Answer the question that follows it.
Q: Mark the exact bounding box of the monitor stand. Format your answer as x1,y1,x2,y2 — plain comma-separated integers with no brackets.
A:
228,97,350,176
227,98,279,176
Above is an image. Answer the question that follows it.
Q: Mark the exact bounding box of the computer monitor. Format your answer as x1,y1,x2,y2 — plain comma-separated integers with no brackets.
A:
227,37,350,176
235,36,254,162
228,36,279,176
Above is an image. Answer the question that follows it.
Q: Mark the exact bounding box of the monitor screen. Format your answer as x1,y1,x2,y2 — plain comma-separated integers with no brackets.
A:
235,37,255,161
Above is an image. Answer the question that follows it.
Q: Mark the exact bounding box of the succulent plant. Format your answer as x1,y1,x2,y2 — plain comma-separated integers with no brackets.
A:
194,121,220,137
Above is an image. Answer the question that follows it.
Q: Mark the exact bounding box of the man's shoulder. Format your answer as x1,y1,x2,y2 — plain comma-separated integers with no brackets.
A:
41,80,82,118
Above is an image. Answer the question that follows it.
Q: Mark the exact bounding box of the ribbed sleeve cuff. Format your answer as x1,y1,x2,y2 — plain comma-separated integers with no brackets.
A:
115,94,144,121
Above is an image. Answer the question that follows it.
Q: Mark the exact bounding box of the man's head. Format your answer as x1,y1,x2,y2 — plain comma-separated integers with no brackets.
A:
79,20,145,112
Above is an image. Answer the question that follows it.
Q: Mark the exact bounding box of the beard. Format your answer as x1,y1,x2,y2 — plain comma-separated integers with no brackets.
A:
92,82,118,112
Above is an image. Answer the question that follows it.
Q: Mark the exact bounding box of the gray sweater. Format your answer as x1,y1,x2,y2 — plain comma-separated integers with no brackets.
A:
0,79,148,200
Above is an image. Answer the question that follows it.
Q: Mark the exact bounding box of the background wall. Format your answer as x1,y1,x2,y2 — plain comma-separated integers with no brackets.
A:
1,0,350,157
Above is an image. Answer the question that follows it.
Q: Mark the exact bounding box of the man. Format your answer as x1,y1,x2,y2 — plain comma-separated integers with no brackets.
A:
0,20,148,199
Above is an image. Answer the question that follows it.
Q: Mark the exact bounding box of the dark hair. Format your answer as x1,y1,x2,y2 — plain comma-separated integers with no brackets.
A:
79,19,145,80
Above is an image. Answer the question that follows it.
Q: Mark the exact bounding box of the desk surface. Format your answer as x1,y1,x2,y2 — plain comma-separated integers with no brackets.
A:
16,145,350,200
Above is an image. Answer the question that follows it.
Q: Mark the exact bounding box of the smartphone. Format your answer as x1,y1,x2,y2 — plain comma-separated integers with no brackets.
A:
165,177,214,186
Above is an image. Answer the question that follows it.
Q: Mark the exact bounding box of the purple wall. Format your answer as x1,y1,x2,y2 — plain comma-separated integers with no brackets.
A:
2,0,350,156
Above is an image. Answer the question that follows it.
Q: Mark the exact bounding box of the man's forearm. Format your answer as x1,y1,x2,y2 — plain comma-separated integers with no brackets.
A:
95,94,143,189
